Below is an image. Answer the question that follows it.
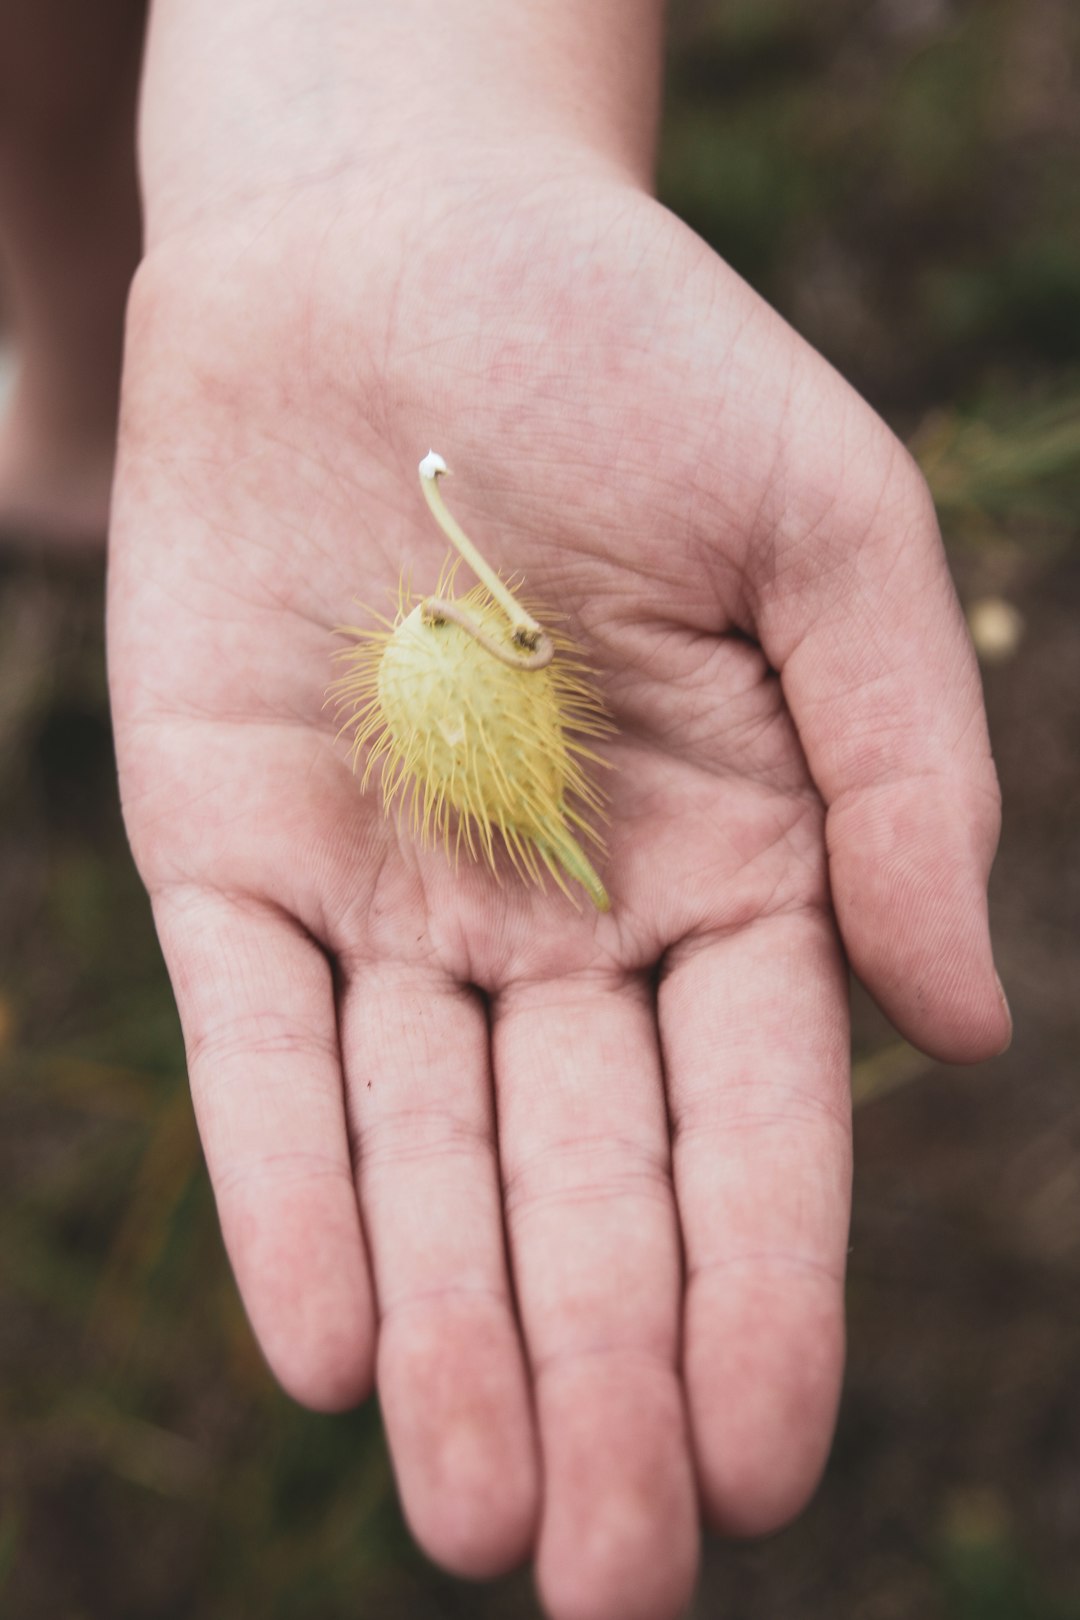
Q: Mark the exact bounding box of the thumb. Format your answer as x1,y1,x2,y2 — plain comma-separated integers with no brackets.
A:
753,419,1009,1063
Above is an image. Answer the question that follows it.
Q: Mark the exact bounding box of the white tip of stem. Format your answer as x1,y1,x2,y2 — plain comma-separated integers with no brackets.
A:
419,450,448,480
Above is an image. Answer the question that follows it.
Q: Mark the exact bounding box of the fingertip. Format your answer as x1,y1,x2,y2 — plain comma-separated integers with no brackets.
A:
377,1298,539,1580
889,974,1012,1066
401,1465,536,1583
254,1255,375,1414
270,1334,375,1414
394,1438,537,1583
537,1507,698,1620
222,1179,377,1414
410,1482,536,1583
249,1283,376,1414
845,905,1011,1065
828,783,1010,1064
534,1362,699,1620
687,1273,845,1541
701,1414,834,1542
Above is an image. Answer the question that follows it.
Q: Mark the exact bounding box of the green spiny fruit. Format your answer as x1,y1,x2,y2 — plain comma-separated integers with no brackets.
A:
331,452,612,910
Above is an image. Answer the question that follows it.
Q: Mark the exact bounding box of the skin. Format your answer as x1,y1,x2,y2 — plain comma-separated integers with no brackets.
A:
104,3,1011,1617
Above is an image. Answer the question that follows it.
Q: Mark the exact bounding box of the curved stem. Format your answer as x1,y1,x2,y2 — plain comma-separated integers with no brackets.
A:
418,451,544,641
421,596,554,670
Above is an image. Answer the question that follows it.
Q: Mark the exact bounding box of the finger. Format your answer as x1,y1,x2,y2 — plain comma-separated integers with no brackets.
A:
661,909,851,1536
340,962,538,1580
493,974,698,1620
756,440,1009,1062
153,885,374,1410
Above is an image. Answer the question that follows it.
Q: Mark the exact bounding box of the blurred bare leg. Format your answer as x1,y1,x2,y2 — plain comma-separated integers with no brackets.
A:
0,0,144,550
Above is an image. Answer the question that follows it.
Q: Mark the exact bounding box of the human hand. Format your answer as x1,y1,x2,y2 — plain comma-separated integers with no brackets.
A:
109,6,1009,1617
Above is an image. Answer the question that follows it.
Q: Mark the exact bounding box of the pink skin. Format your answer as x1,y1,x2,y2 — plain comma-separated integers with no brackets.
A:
106,4,1010,1618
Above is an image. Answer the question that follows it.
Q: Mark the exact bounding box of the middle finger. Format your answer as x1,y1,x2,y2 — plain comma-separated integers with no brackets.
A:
493,971,698,1620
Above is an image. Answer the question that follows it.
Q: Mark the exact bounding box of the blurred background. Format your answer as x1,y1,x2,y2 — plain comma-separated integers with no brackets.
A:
2,0,1079,1614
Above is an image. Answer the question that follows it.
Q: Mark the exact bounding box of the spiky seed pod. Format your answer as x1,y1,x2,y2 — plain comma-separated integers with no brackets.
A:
331,453,612,910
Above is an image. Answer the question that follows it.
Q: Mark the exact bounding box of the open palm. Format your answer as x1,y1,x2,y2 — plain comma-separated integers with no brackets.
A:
108,169,1007,1620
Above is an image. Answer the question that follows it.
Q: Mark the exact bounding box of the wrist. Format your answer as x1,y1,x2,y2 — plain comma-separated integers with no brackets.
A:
139,0,667,248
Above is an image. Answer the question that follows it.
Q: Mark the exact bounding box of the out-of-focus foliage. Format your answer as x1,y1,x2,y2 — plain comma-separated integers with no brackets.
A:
663,0,1080,555
2,2,1078,1616
917,392,1080,539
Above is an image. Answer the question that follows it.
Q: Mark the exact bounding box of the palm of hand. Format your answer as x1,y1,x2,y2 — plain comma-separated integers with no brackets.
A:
109,174,1005,1620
